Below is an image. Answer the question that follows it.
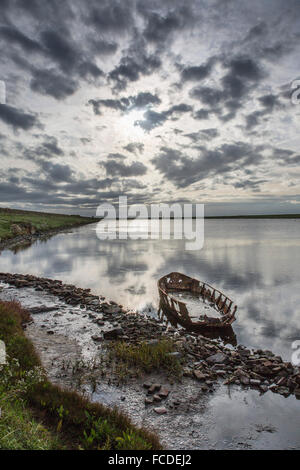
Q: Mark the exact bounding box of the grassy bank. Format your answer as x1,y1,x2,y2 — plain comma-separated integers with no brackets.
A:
0,300,161,450
0,207,96,242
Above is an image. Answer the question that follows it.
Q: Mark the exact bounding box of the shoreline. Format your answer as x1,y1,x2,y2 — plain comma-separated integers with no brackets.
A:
0,220,97,253
1,272,300,449
0,271,299,400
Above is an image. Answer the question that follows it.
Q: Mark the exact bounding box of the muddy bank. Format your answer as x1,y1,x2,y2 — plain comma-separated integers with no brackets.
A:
0,272,300,449
0,221,96,253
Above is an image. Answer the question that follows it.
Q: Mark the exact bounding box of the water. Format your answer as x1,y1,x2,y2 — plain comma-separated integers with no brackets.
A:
1,218,300,359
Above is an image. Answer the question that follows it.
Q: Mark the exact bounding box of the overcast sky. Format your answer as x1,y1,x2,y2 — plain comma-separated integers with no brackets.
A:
0,0,300,216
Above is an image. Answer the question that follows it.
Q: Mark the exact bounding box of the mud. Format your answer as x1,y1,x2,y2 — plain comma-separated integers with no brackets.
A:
0,280,299,450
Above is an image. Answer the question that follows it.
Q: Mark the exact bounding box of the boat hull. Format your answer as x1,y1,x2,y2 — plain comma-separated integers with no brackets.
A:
158,272,237,329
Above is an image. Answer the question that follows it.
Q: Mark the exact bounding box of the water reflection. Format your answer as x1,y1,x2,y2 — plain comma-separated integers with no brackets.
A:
0,219,299,358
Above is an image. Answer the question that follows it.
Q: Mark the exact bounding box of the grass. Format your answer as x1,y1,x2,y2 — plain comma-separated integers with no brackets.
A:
0,300,161,450
107,340,183,381
0,207,96,242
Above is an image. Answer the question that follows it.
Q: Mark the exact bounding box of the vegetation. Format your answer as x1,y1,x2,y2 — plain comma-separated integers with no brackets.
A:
0,207,96,242
107,339,183,381
205,214,300,219
0,300,161,450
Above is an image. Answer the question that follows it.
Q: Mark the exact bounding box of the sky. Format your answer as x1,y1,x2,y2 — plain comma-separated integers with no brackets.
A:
0,0,300,216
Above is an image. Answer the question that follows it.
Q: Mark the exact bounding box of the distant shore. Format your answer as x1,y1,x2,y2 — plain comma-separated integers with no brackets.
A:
0,207,98,252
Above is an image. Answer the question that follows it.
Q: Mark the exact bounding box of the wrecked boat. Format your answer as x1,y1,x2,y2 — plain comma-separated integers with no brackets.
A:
158,272,237,329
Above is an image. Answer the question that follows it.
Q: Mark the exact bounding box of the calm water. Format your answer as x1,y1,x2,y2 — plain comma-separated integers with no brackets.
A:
1,219,300,359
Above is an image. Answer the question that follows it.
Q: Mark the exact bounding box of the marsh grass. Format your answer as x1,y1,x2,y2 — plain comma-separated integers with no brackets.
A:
0,300,161,450
107,339,183,380
0,207,94,241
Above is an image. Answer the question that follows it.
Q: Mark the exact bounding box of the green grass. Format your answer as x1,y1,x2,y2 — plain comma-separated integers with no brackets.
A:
0,387,64,450
107,340,183,381
0,300,161,450
0,207,96,242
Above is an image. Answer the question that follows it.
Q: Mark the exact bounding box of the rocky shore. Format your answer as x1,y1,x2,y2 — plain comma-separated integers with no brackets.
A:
0,272,299,402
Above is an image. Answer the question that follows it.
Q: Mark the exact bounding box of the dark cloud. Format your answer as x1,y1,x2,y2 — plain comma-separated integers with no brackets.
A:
135,110,167,131
30,68,78,100
89,92,160,115
165,103,193,116
0,104,40,130
86,0,133,32
184,128,219,143
40,30,79,72
152,142,264,188
38,160,74,183
142,8,190,44
109,54,161,91
245,93,283,129
88,37,118,56
101,159,147,177
123,142,145,155
0,25,42,52
181,61,213,82
193,109,211,120
189,55,265,122
134,102,192,131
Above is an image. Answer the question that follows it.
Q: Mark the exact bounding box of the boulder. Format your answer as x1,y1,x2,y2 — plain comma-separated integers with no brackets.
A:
206,352,228,365
154,407,167,415
103,328,124,340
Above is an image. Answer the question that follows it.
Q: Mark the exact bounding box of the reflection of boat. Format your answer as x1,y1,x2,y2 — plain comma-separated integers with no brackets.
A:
158,272,237,329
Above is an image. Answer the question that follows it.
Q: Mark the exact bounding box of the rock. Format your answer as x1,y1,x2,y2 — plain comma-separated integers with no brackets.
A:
240,376,250,385
91,335,103,342
276,387,290,396
158,387,170,398
102,305,121,315
153,394,162,402
47,330,54,335
154,407,167,415
193,370,206,381
250,379,261,386
206,352,228,365
143,382,152,389
145,397,153,405
148,384,161,394
294,389,300,398
103,328,124,340
215,369,227,376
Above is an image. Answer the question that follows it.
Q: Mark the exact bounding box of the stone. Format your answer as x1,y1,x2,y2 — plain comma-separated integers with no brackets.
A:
250,379,261,386
145,397,153,405
158,387,170,398
193,370,206,381
154,407,167,415
206,352,228,365
240,376,250,386
153,394,162,402
148,384,161,394
103,328,124,340
91,335,103,342
143,382,152,389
